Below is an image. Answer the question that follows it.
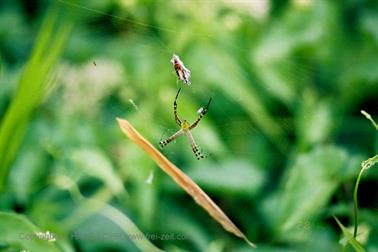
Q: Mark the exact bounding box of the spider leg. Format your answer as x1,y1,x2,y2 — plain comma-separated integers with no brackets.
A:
186,131,205,160
159,129,184,148
189,97,212,130
174,88,182,126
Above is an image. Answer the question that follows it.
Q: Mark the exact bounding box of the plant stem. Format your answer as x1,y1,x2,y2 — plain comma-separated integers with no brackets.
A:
351,112,377,240
362,154,378,170
353,168,364,238
361,110,378,130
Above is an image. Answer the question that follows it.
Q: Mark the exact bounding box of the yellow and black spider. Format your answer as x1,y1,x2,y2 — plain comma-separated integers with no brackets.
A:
159,88,212,160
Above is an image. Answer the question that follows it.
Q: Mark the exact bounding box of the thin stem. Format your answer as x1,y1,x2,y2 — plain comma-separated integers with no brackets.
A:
360,110,378,130
353,168,365,238
362,154,378,170
353,154,378,238
354,111,378,237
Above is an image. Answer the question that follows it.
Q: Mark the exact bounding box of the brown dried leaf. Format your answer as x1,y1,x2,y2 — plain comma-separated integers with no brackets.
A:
116,118,256,248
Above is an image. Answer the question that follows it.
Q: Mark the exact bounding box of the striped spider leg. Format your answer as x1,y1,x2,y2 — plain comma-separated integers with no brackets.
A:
159,129,184,147
186,130,205,160
173,87,182,126
190,97,212,130
159,88,212,160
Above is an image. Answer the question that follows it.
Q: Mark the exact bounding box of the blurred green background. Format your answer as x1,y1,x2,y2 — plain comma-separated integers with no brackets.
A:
0,0,377,251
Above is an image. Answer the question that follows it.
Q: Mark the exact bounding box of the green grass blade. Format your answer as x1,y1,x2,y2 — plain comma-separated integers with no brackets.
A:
334,216,366,252
0,6,72,189
0,212,60,251
101,205,165,252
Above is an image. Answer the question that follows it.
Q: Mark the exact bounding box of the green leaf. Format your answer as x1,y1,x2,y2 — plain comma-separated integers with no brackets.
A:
0,212,60,251
296,98,333,149
70,147,124,195
187,160,265,195
278,146,348,235
0,5,72,189
190,47,288,153
8,147,48,203
252,1,333,106
334,217,366,252
101,205,165,252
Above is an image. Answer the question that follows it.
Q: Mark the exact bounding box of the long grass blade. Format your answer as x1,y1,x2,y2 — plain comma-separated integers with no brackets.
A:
334,216,366,252
117,118,256,248
0,6,72,189
101,205,165,252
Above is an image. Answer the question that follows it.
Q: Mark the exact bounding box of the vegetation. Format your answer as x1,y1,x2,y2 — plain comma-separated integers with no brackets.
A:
0,0,377,251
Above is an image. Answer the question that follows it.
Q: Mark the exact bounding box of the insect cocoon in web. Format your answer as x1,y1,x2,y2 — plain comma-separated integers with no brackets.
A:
171,54,191,85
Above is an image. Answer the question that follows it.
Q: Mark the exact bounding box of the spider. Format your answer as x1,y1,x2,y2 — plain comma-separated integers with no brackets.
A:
159,88,212,160
171,54,191,85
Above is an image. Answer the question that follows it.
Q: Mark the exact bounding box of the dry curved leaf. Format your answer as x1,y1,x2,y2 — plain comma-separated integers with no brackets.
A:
117,118,256,248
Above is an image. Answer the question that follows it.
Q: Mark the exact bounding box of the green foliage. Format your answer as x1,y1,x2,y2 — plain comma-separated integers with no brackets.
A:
187,160,265,196
0,4,72,188
0,212,61,251
334,217,365,252
0,0,377,251
278,146,348,235
68,147,124,194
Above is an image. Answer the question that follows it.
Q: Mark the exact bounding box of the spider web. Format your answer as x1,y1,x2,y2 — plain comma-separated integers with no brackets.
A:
55,0,352,165
22,0,376,250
